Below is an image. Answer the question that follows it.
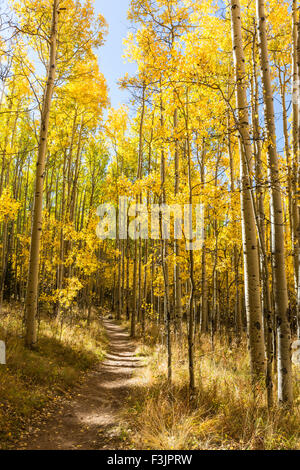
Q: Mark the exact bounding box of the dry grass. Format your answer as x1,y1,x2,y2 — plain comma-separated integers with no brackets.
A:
124,324,300,450
0,303,107,449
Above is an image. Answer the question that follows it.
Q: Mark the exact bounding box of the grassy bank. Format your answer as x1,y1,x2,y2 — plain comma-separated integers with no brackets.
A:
124,323,300,450
0,304,107,449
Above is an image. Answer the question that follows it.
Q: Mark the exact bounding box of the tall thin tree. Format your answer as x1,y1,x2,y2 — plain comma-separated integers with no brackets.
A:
25,0,59,348
230,0,266,382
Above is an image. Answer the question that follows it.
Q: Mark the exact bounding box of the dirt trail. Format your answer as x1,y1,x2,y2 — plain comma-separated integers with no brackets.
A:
21,320,144,450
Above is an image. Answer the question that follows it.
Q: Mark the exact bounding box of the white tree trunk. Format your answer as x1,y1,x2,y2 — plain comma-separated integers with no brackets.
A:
230,0,266,381
256,0,293,405
25,0,59,348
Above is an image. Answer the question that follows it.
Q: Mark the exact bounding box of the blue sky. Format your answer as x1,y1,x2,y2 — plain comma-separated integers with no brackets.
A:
94,0,137,109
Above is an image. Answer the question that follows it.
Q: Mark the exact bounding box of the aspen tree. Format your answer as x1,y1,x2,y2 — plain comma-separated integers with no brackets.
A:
200,143,208,334
227,110,242,343
293,0,300,319
185,92,195,391
297,6,300,340
278,70,294,300
251,24,274,408
294,8,300,338
131,84,145,337
25,0,59,348
160,90,172,383
174,107,182,334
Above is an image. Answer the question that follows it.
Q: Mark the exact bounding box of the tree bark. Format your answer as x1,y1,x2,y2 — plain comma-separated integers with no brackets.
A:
25,0,59,348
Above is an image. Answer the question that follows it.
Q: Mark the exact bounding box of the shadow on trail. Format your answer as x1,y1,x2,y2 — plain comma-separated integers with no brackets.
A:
19,319,146,450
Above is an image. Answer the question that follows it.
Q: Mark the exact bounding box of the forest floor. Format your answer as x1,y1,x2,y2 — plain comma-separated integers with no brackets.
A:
18,320,145,450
